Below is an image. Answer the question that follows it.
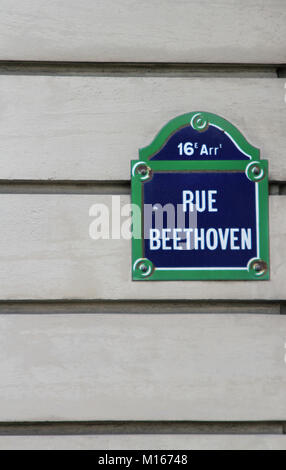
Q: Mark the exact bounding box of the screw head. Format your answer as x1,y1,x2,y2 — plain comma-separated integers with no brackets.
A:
133,258,154,278
134,164,152,181
252,166,260,176
249,259,268,277
253,262,263,273
246,161,265,182
139,263,148,273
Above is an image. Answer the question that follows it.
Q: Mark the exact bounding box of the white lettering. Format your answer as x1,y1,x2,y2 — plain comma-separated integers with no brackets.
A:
195,190,206,212
182,190,218,213
208,190,217,212
206,228,218,250
194,228,205,250
150,228,160,250
173,228,183,250
182,190,194,212
241,228,252,250
200,144,208,155
148,227,252,251
218,228,229,250
183,228,193,250
162,228,172,250
230,228,240,250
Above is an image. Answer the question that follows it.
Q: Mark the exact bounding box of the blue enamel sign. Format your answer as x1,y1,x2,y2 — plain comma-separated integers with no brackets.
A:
131,112,269,281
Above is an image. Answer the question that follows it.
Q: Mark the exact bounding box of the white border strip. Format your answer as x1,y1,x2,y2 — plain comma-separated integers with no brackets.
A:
211,123,252,159
256,182,260,259
156,267,248,271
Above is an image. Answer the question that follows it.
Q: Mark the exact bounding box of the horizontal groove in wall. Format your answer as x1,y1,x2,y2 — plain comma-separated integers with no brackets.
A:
277,67,286,77
0,181,285,195
0,61,281,78
0,300,280,315
0,421,282,436
280,303,286,315
0,181,131,195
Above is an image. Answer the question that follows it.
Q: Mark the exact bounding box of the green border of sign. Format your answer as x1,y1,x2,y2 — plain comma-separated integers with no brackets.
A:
131,112,269,281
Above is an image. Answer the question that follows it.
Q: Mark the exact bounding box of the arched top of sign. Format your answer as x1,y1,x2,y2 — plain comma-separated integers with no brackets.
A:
139,111,260,162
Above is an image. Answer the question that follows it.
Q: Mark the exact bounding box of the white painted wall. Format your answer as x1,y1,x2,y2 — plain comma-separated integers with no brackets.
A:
0,0,285,450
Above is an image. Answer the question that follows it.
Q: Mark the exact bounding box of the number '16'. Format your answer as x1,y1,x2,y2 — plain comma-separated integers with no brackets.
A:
178,142,194,156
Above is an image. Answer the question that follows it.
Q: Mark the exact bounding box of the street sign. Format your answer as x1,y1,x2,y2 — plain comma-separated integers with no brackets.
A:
131,112,269,281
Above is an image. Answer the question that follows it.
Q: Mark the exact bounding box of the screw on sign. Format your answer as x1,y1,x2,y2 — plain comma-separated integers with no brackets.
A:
131,112,269,281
